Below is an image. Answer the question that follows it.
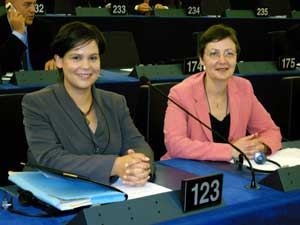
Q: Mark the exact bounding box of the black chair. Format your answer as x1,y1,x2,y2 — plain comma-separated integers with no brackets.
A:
101,31,140,69
268,30,288,61
280,76,300,141
0,93,27,186
256,0,291,17
75,0,106,8
54,0,76,14
134,82,178,161
286,25,300,63
290,0,300,10
230,0,256,10
268,25,300,65
240,74,290,141
200,0,231,16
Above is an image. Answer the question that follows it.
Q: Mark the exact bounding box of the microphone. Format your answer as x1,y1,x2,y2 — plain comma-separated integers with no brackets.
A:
254,152,266,164
254,152,281,168
140,76,260,189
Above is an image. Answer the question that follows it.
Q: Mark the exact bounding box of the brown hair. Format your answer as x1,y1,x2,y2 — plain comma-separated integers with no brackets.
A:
198,24,240,58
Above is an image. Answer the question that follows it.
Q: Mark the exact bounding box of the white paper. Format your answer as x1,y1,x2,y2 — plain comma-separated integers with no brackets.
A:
231,148,300,172
112,179,172,200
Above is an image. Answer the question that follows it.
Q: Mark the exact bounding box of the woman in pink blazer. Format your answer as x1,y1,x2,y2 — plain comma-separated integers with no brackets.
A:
162,24,282,161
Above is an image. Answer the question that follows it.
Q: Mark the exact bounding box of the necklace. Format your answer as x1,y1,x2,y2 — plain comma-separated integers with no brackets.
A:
206,93,228,114
204,81,229,116
80,100,93,125
210,97,228,112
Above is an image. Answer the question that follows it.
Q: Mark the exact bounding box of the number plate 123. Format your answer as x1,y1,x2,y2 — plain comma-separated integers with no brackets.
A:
181,173,223,212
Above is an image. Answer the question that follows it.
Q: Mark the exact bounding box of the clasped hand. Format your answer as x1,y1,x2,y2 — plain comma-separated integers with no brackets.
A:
112,149,151,186
232,133,268,159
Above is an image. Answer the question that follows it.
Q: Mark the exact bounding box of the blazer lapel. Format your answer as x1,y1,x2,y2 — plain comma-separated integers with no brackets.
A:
228,77,240,141
52,83,91,139
191,74,213,141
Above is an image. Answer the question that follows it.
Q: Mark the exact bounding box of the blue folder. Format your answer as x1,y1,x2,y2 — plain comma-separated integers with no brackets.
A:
8,171,127,211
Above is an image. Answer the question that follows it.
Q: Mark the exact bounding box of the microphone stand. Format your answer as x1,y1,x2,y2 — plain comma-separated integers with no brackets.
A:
140,76,260,189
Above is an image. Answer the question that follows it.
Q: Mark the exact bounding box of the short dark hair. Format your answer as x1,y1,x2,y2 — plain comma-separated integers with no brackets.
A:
51,21,106,58
198,24,240,58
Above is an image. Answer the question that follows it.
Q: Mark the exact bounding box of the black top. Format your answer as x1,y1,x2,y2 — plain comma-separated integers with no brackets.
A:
210,113,230,143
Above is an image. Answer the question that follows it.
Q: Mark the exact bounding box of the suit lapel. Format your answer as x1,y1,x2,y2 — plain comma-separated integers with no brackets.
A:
52,83,91,139
191,74,213,141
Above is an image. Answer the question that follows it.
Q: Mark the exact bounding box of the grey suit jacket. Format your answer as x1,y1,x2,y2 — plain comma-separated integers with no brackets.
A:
22,83,153,184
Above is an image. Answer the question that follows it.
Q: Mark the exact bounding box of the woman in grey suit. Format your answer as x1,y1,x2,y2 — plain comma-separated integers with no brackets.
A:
22,21,153,186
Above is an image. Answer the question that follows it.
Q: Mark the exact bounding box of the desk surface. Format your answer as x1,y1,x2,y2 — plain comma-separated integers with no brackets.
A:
1,159,300,225
158,159,300,225
0,69,137,92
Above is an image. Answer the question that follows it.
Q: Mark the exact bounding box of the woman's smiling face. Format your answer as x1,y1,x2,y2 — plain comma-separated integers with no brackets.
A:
200,37,237,82
54,40,101,92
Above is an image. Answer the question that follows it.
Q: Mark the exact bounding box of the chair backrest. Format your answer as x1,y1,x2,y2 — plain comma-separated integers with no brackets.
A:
280,76,300,140
268,25,300,63
101,31,140,69
243,74,299,142
286,25,300,61
0,93,27,186
230,0,256,10
54,0,76,14
256,0,291,16
268,30,288,61
134,82,179,161
201,0,231,16
290,0,300,10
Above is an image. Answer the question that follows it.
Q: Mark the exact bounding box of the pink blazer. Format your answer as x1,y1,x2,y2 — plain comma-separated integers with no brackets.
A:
161,72,282,161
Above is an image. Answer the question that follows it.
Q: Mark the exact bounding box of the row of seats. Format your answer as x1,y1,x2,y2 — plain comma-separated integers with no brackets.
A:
1,0,299,17
0,27,299,76
1,11,299,68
